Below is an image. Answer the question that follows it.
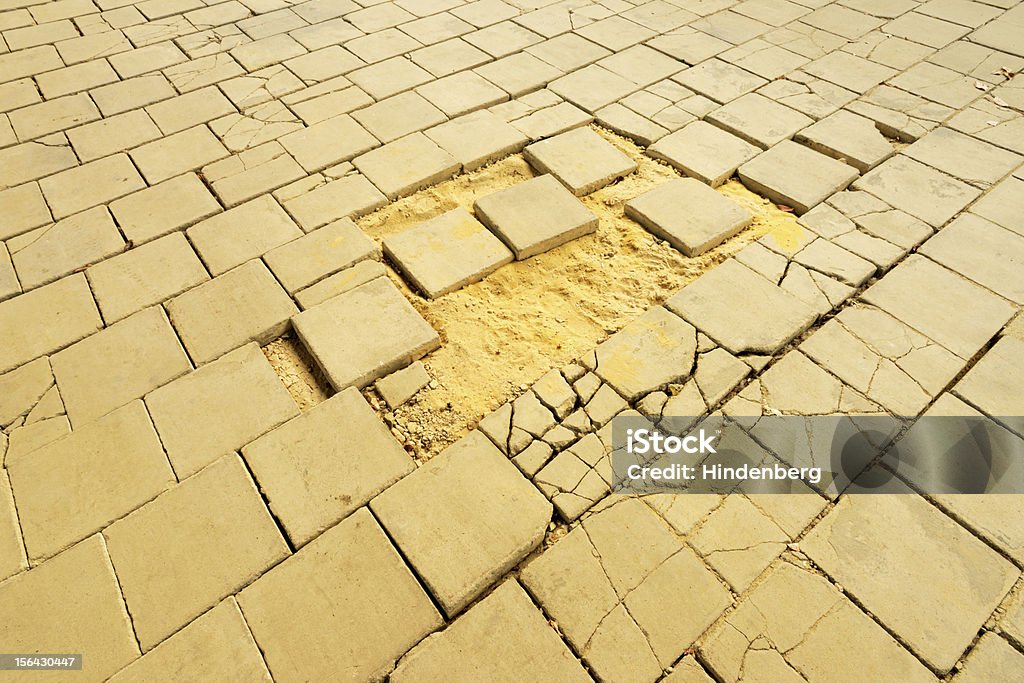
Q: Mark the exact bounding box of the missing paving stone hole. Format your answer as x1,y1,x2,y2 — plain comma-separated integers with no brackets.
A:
263,334,331,412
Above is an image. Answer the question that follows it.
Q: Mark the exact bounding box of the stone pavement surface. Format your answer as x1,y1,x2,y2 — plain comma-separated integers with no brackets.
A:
1,0,1024,680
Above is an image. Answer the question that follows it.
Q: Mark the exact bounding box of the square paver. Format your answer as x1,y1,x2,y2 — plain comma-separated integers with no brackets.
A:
548,64,639,113
263,218,379,294
187,195,303,276
523,127,637,195
371,430,551,616
353,132,460,200
473,174,599,259
738,140,859,214
674,58,768,104
383,207,513,298
242,387,414,547
706,92,813,148
647,120,760,187
278,113,378,172
625,177,754,256
351,90,447,143
920,213,1024,304
424,109,529,171
902,126,1023,188
852,155,981,226
293,277,440,390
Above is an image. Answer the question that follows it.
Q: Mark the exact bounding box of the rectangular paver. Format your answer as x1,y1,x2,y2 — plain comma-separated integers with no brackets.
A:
523,127,637,195
263,217,379,294
187,195,303,276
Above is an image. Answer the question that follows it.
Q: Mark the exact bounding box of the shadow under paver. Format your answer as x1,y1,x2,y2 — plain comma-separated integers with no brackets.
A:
523,127,637,195
647,120,761,187
293,276,440,390
739,139,859,214
383,207,513,299
625,177,753,256
473,174,598,259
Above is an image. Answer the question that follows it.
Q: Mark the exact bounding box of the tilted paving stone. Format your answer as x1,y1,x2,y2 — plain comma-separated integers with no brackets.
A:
6,400,174,562
424,109,529,171
293,259,387,310
263,217,379,294
522,126,636,195
293,276,440,390
391,579,591,682
109,173,222,245
794,108,895,172
107,598,272,683
474,174,598,259
374,360,431,410
0,536,140,683
647,120,760,187
826,189,934,249
242,387,413,548
104,454,289,652
145,342,299,479
371,430,551,616
510,99,594,140
165,259,298,366
354,132,460,200
705,92,813,149
738,140,859,214
473,51,563,97
237,508,443,681
625,177,754,256
383,206,513,299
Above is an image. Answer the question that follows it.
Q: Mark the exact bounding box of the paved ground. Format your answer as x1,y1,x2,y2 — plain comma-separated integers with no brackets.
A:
1,0,1024,680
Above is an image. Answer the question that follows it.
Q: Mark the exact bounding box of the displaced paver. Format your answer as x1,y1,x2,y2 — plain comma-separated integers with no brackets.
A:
795,109,895,171
424,109,529,171
375,361,431,409
353,132,460,200
523,127,637,195
647,120,760,187
706,92,813,148
293,259,387,310
738,140,859,214
263,217,379,294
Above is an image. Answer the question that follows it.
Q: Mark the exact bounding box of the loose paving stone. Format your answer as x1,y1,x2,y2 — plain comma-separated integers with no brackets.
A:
903,126,1022,188
510,100,594,140
383,207,513,298
674,57,768,103
0,536,139,682
522,127,636,195
920,213,1024,304
647,120,760,186
391,579,591,682
278,113,378,173
354,132,460,200
263,217,378,294
146,342,299,479
243,387,413,547
371,430,551,616
51,306,191,426
7,400,173,562
293,277,440,390
294,259,387,310
795,109,894,171
474,174,598,259
625,177,753,256
110,173,222,245
425,109,529,171
532,368,576,418
38,152,146,219
790,237,875,286
706,92,813,148
954,335,1024,436
187,195,302,276
281,173,388,230
238,508,442,681
739,140,858,214
105,454,289,651
107,598,272,683
165,260,298,366
375,361,431,409
666,259,818,354
803,488,1017,673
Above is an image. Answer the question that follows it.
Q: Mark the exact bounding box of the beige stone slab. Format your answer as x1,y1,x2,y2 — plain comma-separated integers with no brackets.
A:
3,415,71,466
392,579,591,682
0,136,79,189
919,213,1024,305
0,241,19,302
51,306,191,426
66,109,163,162
203,141,305,207
0,273,101,373
7,401,175,562
91,73,176,116
0,356,52,428
424,109,529,171
108,598,271,682
104,454,289,651
375,360,430,409
8,92,100,140
108,41,187,78
145,85,236,134
110,173,222,245
263,217,378,293
0,45,63,84
9,206,125,291
187,194,302,276
0,79,42,114
242,386,413,547
0,469,27,582
0,182,51,241
281,172,388,231
146,342,298,478
39,152,146,219
165,260,298,366
371,430,551,616
354,131,460,200
55,29,132,64
279,113,378,173
294,259,386,309
0,536,139,682
87,232,210,323
130,124,229,184
238,507,443,682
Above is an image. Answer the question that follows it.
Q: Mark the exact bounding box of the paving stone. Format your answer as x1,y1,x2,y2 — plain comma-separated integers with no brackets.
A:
278,113,378,173
884,11,969,48
0,536,139,682
9,205,125,291
0,356,55,430
474,51,562,97
38,152,146,219
294,259,387,309
970,176,1024,236
416,69,508,118
626,177,753,256
920,213,1024,304
595,102,670,146
0,136,79,190
794,109,894,171
105,454,288,651
523,127,636,196
691,495,788,591
425,109,528,171
108,598,271,683
146,342,298,479
392,579,590,682
0,273,102,374
701,561,936,683
0,182,51,242
852,156,980,227
281,173,388,230
969,2,1024,58
238,507,442,681
351,91,446,144
383,207,512,298
803,489,1017,673
953,632,1024,683
647,120,760,187
548,64,638,113
7,400,173,562
371,430,550,615
739,140,858,214
887,61,983,109
674,58,768,104
510,100,594,140
202,142,305,207
354,132,459,200
51,306,191,426
0,470,26,582
954,335,1024,437
110,173,222,245
145,85,236,135
293,277,439,390
165,259,297,366
474,174,598,260
903,126,1022,188
802,50,897,93
666,259,818,354
706,92,813,149
533,368,576,418
375,361,431,409
263,217,378,294
66,109,162,162
187,195,302,276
